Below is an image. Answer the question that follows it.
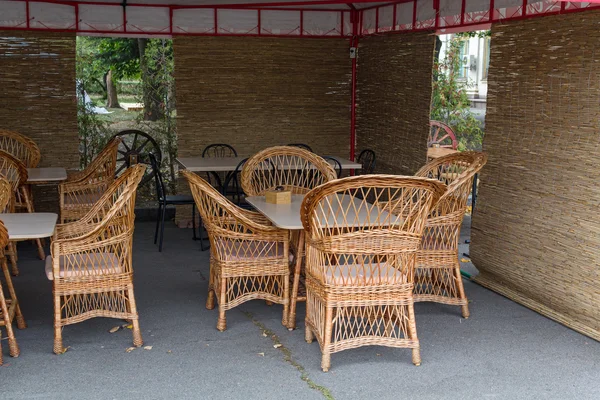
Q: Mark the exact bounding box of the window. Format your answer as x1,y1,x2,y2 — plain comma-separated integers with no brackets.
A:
457,40,469,79
482,37,491,80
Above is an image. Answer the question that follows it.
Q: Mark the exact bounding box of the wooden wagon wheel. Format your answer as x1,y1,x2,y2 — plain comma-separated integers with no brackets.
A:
111,130,161,185
429,121,458,150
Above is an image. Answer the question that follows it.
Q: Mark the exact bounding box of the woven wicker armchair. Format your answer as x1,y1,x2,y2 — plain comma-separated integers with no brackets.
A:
241,146,336,196
0,177,25,365
414,151,488,318
59,137,120,223
300,175,445,371
183,170,290,331
0,150,32,275
48,164,145,354
0,129,41,168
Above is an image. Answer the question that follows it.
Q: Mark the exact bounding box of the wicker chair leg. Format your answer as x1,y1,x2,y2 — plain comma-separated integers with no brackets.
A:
305,324,313,343
8,336,20,358
206,289,215,310
281,274,290,327
53,294,64,355
7,243,18,276
131,320,143,347
288,232,304,331
217,278,227,331
126,286,143,347
407,302,421,366
0,335,3,366
454,263,470,318
321,306,334,372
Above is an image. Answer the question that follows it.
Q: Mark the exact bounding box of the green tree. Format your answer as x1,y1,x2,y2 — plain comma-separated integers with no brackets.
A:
431,33,488,151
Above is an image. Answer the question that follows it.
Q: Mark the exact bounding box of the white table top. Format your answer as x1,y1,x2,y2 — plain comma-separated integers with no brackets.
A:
27,167,68,183
246,194,392,230
177,156,362,172
0,213,58,239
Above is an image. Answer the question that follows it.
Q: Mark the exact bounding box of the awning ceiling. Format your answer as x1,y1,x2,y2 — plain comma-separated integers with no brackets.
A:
0,0,598,37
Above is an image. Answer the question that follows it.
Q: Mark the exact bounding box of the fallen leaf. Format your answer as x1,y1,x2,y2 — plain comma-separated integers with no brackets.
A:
144,346,153,350
262,332,268,337
376,353,381,356
460,258,470,263
125,347,136,353
124,324,133,330
109,326,121,334
58,346,71,354
167,350,172,354
257,352,265,357
273,344,282,349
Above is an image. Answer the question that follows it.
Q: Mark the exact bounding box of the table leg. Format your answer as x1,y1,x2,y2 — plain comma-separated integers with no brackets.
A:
287,230,304,331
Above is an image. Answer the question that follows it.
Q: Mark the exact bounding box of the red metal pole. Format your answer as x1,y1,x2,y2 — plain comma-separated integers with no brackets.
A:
349,10,358,162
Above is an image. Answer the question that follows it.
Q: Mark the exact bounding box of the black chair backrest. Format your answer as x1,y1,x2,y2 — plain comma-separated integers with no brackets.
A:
148,153,166,202
223,158,248,203
287,143,313,152
357,149,376,175
322,156,342,179
202,144,238,158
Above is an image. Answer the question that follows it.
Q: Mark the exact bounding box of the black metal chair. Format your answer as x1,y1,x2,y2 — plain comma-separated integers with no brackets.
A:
357,149,376,175
222,158,250,208
322,156,342,178
148,153,204,252
202,144,237,191
287,143,313,152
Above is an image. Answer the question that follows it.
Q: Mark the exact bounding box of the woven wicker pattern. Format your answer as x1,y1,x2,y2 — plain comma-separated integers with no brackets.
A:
183,170,290,331
356,33,434,175
0,178,25,365
174,37,351,159
0,129,41,168
300,175,445,371
49,164,145,354
470,10,600,341
414,152,487,317
0,33,78,213
241,146,337,196
59,138,120,223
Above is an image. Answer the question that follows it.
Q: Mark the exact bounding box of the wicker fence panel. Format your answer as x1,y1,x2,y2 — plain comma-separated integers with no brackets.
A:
0,31,78,212
471,11,600,340
174,37,351,158
356,33,434,175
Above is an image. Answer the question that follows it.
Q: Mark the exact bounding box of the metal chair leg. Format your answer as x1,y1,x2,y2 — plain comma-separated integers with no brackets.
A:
159,204,166,252
154,204,162,244
192,203,198,240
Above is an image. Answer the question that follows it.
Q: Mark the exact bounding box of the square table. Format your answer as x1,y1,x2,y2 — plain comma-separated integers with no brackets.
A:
246,194,392,330
177,155,362,172
0,213,58,240
26,167,67,184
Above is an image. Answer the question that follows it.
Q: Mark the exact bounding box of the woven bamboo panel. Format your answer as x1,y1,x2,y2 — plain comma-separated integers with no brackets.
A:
0,32,78,212
174,37,351,158
356,33,434,175
471,10,600,340
173,36,351,223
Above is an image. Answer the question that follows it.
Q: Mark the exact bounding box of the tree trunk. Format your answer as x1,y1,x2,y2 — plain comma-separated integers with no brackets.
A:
106,69,119,108
138,38,164,122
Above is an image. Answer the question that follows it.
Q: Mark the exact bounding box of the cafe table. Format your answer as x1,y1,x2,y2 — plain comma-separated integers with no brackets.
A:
26,167,67,184
177,155,362,172
0,213,58,240
246,194,392,330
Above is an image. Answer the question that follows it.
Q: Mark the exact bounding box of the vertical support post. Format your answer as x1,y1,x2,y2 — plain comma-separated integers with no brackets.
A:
349,9,358,162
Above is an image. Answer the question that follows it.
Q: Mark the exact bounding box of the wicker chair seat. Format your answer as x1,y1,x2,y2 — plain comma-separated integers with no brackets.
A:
215,239,286,261
45,253,122,280
322,263,408,285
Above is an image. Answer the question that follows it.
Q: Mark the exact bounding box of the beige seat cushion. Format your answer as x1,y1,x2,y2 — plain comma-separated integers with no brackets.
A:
45,253,122,281
324,263,407,285
215,239,285,261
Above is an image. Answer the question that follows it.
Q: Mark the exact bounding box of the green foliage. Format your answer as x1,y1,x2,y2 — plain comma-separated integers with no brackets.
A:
431,35,484,151
76,90,110,168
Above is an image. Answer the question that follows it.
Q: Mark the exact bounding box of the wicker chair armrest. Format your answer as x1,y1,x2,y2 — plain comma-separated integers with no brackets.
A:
52,221,130,254
240,209,273,226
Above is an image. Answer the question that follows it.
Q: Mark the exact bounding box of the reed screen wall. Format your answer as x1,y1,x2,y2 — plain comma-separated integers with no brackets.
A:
356,32,434,175
0,32,78,211
173,36,351,158
471,10,600,340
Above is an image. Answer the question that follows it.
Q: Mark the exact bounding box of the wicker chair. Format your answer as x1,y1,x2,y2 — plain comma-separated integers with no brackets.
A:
414,152,488,318
0,177,25,365
241,146,336,196
0,150,31,275
301,175,445,371
183,170,290,331
48,164,145,354
0,129,41,168
59,137,120,223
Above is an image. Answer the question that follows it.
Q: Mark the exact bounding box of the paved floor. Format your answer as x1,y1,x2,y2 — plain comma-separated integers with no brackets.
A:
2,218,599,399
